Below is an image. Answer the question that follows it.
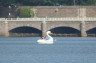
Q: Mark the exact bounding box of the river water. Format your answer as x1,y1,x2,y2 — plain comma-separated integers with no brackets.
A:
0,37,96,63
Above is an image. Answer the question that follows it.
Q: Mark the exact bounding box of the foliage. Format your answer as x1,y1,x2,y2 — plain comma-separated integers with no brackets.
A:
0,0,96,6
19,6,31,18
30,9,35,17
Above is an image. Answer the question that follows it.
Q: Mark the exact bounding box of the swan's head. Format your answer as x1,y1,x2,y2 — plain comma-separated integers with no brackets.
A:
47,31,51,34
47,31,53,35
46,31,53,39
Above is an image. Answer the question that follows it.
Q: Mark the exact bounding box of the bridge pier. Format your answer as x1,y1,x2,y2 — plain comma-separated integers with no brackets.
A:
41,21,47,37
4,21,9,37
80,21,87,37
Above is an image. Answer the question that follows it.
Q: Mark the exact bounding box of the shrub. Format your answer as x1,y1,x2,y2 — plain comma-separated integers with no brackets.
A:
19,6,31,18
30,8,35,17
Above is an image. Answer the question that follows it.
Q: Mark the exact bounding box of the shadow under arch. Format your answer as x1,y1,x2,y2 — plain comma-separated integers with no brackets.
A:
49,27,81,37
9,26,42,37
87,27,96,37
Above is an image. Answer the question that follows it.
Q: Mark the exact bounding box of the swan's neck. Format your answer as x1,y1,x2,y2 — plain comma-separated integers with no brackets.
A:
47,33,52,39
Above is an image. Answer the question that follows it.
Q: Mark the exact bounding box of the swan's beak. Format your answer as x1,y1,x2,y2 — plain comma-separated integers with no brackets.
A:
49,33,53,34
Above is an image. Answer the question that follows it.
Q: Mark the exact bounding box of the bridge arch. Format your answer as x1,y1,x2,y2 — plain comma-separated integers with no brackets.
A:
85,22,96,31
49,26,81,36
47,22,81,31
9,26,42,36
86,27,96,35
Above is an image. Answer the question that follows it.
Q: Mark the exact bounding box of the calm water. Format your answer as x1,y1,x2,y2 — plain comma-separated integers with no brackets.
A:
0,37,96,63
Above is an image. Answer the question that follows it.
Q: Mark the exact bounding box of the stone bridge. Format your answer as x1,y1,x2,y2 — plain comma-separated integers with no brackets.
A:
0,17,96,37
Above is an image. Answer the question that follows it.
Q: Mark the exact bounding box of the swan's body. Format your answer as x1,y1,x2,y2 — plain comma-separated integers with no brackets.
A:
37,31,53,44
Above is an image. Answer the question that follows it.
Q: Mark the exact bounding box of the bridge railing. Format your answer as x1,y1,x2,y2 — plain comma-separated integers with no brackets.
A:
0,18,6,20
0,17,96,21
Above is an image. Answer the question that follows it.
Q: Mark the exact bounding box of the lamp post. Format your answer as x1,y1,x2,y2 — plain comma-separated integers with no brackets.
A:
73,0,76,6
8,5,11,17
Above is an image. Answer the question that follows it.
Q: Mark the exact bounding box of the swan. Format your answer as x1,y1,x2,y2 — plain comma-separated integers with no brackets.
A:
37,31,54,44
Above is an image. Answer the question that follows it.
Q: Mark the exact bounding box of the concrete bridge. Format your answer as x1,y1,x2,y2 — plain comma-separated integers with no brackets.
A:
0,17,96,37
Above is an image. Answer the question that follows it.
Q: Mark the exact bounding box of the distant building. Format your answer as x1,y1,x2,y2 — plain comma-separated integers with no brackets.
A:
0,5,19,18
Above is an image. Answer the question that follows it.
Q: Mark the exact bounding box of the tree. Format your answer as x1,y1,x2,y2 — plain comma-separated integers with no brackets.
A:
19,6,31,18
0,0,96,6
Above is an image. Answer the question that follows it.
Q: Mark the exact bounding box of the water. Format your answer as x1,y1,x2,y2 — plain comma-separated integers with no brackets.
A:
0,37,96,63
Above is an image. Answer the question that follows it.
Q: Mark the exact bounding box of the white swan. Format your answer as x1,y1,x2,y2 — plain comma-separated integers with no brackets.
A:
37,31,54,44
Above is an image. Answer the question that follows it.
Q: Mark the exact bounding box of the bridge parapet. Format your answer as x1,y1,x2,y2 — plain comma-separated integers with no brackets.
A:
0,17,96,21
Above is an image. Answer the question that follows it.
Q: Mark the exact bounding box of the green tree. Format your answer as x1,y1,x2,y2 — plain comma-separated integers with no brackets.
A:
19,6,31,18
0,0,96,6
87,0,96,5
1,0,17,4
30,8,35,17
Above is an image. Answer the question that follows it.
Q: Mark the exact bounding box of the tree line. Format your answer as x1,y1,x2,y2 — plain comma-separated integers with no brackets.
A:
0,0,96,6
